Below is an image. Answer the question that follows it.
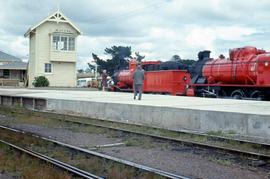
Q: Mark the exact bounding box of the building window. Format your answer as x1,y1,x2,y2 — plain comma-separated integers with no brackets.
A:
3,69,10,78
68,37,75,51
52,36,60,50
52,35,75,51
60,36,68,51
44,63,52,73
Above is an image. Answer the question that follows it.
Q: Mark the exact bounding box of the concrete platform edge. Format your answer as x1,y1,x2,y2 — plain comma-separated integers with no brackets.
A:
47,98,270,139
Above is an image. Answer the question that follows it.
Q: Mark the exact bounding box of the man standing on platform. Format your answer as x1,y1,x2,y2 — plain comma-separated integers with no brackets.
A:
133,64,145,100
101,70,108,91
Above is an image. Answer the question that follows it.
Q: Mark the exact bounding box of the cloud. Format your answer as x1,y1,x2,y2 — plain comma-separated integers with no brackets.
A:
0,30,28,58
185,26,257,52
0,0,270,69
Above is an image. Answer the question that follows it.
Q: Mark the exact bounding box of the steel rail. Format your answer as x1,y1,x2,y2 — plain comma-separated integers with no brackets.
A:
53,118,270,160
0,125,189,179
0,139,102,179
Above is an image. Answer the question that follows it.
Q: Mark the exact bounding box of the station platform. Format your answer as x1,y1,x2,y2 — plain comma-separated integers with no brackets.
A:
0,88,270,140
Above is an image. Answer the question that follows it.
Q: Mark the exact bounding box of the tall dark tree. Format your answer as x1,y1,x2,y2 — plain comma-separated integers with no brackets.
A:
92,46,132,76
85,63,96,73
92,53,106,74
87,63,96,70
105,46,131,70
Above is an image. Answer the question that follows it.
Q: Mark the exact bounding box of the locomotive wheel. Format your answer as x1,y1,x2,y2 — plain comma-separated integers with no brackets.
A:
250,90,262,100
231,90,245,99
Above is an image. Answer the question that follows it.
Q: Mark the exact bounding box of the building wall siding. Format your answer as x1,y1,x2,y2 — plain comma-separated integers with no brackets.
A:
28,21,79,87
50,51,76,62
44,62,76,86
28,33,36,86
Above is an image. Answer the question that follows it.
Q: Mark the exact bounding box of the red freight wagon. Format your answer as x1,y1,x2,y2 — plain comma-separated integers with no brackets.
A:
111,60,190,95
144,70,190,95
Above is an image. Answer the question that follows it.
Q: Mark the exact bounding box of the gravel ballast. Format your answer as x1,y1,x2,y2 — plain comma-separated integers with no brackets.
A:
0,113,269,179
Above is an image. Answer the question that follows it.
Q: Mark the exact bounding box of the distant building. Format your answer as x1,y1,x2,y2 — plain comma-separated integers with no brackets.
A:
24,11,81,87
0,51,27,86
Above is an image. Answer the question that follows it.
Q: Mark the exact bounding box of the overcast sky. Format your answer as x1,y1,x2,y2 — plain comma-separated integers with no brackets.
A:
1,0,270,69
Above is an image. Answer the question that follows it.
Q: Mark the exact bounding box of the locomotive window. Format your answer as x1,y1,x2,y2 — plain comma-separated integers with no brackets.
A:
142,64,159,71
142,65,147,71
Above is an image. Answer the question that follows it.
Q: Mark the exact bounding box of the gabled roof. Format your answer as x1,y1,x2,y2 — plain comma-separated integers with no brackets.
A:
0,61,27,70
24,11,81,37
0,51,21,62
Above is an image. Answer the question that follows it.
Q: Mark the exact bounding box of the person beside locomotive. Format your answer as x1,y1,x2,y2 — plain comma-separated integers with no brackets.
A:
101,70,108,91
133,64,145,100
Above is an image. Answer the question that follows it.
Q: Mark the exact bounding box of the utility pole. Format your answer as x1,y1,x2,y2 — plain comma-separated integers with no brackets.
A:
90,60,98,79
95,63,98,79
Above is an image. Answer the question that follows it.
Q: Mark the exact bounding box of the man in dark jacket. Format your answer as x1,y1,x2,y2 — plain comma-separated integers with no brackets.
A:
133,64,145,100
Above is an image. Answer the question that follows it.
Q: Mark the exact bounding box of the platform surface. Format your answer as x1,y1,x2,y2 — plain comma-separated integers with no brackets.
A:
0,88,269,115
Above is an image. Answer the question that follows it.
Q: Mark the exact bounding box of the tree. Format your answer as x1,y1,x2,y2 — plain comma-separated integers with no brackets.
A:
105,46,131,70
135,52,145,62
171,55,181,61
77,69,84,73
92,46,132,76
32,76,49,87
87,63,96,70
92,53,107,74
85,63,96,73
182,59,196,66
171,55,195,66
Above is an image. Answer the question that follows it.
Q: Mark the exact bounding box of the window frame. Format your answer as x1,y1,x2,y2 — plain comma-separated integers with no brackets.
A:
52,36,60,51
44,63,53,74
3,69,10,79
51,34,76,52
68,37,75,51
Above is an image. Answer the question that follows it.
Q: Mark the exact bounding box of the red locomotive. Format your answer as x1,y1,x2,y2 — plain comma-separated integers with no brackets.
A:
111,46,270,100
188,46,270,100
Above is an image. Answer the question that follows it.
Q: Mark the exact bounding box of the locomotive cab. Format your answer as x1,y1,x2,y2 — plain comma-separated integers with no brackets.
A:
256,53,270,86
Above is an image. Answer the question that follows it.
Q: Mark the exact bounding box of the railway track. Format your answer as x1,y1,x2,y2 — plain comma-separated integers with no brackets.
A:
0,125,189,179
50,116,270,160
0,139,102,179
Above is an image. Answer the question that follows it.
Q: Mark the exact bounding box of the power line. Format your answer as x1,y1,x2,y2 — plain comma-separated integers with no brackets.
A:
89,1,167,25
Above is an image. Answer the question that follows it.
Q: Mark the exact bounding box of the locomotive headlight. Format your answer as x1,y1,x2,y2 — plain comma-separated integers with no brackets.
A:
265,62,269,67
183,76,187,81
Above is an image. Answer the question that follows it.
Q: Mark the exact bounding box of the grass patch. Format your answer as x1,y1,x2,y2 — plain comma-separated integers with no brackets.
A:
0,128,166,179
208,157,232,167
207,130,237,136
0,143,71,179
124,136,158,149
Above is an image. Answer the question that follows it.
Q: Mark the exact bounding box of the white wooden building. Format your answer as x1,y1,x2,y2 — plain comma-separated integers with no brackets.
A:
24,11,81,87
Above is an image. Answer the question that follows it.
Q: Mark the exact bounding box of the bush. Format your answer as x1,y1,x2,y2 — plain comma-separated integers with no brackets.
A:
32,76,49,87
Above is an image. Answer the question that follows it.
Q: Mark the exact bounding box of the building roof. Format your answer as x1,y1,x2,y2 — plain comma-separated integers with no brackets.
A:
0,61,27,70
0,51,21,62
24,11,82,37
